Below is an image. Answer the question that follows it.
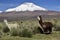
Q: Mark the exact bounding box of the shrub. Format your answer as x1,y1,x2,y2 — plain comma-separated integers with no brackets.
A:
18,30,22,37
32,27,39,34
10,28,18,36
2,26,10,33
19,29,32,38
53,21,60,31
9,26,33,37
51,19,60,31
54,25,60,31
0,32,2,38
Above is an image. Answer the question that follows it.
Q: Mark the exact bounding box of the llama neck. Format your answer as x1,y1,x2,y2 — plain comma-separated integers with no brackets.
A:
39,17,43,27
4,20,9,26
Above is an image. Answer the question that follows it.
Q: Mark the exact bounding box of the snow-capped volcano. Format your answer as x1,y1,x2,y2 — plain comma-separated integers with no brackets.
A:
5,2,47,12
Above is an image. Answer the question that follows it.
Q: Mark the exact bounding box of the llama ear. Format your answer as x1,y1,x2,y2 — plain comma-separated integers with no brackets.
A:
37,16,40,20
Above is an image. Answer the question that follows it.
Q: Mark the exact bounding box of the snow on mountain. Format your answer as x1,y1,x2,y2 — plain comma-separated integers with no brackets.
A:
5,8,15,12
0,11,3,13
5,2,47,12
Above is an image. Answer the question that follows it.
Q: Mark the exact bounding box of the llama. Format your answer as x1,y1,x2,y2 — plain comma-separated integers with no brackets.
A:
37,16,53,34
4,19,19,31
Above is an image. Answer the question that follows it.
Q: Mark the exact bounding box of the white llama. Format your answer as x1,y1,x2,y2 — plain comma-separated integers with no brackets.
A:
4,19,19,31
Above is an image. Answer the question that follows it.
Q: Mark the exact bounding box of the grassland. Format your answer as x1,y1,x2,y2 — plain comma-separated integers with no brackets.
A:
0,19,60,40
0,31,60,40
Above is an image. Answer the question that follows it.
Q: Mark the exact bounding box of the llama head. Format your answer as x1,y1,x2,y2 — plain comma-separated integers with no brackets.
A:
37,16,41,20
4,19,7,23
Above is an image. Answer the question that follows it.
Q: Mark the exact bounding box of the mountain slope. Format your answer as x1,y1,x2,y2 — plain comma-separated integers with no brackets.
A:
5,2,47,12
0,10,60,21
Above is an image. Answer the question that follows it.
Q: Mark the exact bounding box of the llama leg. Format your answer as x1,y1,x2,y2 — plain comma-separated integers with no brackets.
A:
48,27,52,34
45,27,52,34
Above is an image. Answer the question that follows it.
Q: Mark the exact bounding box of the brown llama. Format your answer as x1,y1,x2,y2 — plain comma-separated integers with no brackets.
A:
37,16,53,34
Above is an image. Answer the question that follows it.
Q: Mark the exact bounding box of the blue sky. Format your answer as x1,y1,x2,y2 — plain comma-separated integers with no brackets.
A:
0,0,60,11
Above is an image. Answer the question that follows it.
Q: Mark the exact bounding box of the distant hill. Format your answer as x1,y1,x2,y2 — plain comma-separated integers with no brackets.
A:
0,10,60,21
